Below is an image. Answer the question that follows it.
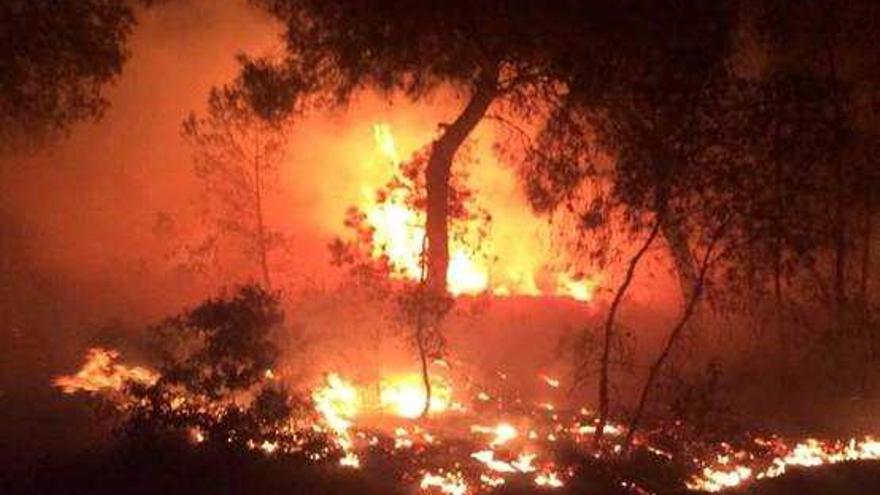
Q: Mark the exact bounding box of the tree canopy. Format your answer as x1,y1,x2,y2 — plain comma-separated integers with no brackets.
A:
0,0,141,151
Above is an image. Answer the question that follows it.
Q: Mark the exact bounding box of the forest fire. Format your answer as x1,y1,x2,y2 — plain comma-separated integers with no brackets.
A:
7,2,880,495
54,347,880,495
361,124,598,301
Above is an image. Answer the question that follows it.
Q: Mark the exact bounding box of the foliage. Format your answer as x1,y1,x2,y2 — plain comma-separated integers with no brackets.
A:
179,71,291,289
123,285,307,449
0,0,139,151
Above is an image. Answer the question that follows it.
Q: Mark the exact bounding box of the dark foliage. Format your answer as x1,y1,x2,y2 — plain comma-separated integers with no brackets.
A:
120,285,313,451
0,0,139,150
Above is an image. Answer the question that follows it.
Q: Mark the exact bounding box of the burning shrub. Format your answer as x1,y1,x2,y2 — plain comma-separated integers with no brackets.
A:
60,285,317,454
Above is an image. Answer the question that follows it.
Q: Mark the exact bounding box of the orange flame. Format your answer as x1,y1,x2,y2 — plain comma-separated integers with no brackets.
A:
53,347,158,395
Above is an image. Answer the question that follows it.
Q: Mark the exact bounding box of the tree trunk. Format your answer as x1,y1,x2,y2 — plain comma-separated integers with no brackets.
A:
861,188,872,305
253,132,272,290
415,237,434,418
660,216,698,303
591,221,661,447
623,221,726,451
425,71,497,293
824,32,847,323
623,272,704,451
416,309,432,418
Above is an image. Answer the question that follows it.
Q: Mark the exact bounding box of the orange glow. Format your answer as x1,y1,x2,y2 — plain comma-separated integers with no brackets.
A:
687,437,880,492
55,348,880,494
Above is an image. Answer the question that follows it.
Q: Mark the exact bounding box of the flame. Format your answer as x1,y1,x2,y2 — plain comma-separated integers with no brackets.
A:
540,374,560,388
687,436,880,492
311,373,361,468
471,450,517,473
555,272,600,302
379,373,453,418
471,423,518,448
54,348,880,495
53,347,158,395
362,123,598,299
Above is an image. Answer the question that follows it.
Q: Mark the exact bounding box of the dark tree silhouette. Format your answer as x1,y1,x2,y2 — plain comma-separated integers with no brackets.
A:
0,0,145,150
523,0,875,437
124,285,306,449
182,69,291,290
244,0,584,295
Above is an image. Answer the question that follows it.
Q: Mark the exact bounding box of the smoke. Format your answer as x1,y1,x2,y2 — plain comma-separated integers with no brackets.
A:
0,0,690,469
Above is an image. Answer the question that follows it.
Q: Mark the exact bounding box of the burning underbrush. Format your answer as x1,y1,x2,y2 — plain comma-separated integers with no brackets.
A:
52,294,880,495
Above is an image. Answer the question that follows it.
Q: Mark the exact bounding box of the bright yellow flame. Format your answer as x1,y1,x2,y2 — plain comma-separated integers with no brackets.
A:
363,123,599,299
534,471,564,488
471,450,516,473
540,375,560,388
380,373,452,418
312,373,361,468
556,272,600,302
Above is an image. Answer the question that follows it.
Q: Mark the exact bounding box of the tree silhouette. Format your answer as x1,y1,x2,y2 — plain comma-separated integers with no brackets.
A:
524,0,877,441
124,285,306,449
182,69,290,290
244,0,585,294
0,0,145,150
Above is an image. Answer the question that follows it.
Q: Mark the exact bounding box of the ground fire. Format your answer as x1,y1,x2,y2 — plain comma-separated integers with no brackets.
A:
54,346,880,494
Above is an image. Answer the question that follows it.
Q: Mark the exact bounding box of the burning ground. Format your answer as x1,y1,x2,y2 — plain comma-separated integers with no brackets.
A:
45,329,880,495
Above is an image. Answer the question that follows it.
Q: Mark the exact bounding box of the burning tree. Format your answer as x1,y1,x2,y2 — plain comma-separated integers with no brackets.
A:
330,134,490,416
57,285,314,452
241,0,589,296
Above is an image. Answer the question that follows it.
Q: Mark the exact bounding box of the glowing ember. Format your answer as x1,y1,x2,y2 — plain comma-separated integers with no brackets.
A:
471,450,517,473
479,473,505,488
540,375,560,388
260,440,279,454
53,347,158,395
471,423,518,448
687,436,880,492
420,471,468,495
534,470,565,488
54,348,880,495
511,452,538,473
